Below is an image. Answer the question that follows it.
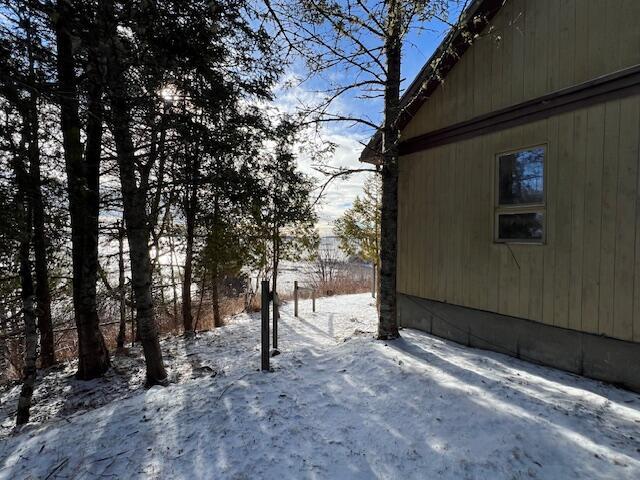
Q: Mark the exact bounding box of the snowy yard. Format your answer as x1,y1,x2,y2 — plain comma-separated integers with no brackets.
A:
1,293,640,479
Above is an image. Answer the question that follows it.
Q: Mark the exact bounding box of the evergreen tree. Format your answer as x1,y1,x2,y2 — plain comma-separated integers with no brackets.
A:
0,0,56,368
335,175,381,266
53,0,111,378
96,0,283,381
250,127,318,321
335,174,381,304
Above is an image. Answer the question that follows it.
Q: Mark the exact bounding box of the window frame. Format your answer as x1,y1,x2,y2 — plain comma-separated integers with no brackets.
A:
494,144,547,244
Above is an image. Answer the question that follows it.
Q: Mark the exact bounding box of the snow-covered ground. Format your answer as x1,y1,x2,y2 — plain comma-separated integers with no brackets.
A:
1,293,639,479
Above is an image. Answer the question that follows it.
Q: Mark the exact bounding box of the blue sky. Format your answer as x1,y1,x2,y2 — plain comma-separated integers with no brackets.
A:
275,2,463,234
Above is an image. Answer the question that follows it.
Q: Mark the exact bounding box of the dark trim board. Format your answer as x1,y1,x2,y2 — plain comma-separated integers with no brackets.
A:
399,64,640,156
398,293,640,393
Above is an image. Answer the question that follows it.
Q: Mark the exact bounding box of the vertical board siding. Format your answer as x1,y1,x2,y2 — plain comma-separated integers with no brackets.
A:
401,0,640,141
619,0,640,69
625,97,640,342
568,108,587,332
397,153,408,294
485,134,501,312
557,0,576,88
598,101,621,337
581,105,606,334
395,1,640,343
553,113,574,328
613,99,637,342
542,116,559,324
397,94,640,343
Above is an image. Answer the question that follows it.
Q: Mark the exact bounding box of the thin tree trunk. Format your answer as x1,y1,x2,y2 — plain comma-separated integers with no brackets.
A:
181,155,199,334
13,138,37,426
110,106,167,385
182,208,195,332
211,270,221,328
16,210,37,426
22,14,55,368
103,1,166,385
378,0,401,340
148,107,169,275
211,196,221,327
194,273,206,331
374,181,381,313
375,262,381,312
54,0,110,378
25,82,54,368
168,220,179,329
116,223,127,350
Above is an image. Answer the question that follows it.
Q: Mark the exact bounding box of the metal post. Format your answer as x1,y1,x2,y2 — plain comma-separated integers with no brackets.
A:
294,280,298,317
312,289,316,313
372,262,376,298
261,280,270,371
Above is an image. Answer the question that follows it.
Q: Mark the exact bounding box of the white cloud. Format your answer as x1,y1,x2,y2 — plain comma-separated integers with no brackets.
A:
273,73,377,236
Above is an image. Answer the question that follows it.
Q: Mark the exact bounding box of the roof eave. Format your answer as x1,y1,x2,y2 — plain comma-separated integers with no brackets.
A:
359,0,504,164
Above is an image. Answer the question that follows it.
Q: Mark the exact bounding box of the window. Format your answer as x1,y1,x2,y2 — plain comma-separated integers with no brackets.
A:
495,146,545,242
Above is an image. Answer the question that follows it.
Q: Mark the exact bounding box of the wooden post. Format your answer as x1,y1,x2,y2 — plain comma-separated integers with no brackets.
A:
117,223,126,349
130,284,135,347
273,292,278,350
312,289,316,313
261,280,270,371
294,280,298,317
372,262,376,298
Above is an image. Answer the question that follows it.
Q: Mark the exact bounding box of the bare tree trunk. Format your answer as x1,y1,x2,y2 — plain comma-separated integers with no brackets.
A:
148,107,169,275
54,1,110,378
108,100,167,384
378,0,401,340
167,220,179,329
116,223,127,350
25,82,54,368
211,196,222,328
182,208,195,333
375,262,381,312
211,270,221,328
13,137,37,426
181,156,199,334
103,1,166,385
16,214,37,426
21,15,55,367
374,180,381,313
110,114,167,384
194,273,206,331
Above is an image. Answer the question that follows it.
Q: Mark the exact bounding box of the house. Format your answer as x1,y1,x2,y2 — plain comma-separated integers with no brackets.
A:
362,0,640,391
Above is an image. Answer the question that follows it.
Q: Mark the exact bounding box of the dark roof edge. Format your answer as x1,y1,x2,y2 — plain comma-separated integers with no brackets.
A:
359,0,504,164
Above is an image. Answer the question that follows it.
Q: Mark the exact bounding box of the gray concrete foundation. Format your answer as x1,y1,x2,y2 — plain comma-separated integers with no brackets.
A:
398,293,640,393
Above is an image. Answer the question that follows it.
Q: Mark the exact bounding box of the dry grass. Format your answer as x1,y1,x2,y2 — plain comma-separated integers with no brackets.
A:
0,295,246,384
282,276,371,301
313,277,371,297
1,276,372,385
